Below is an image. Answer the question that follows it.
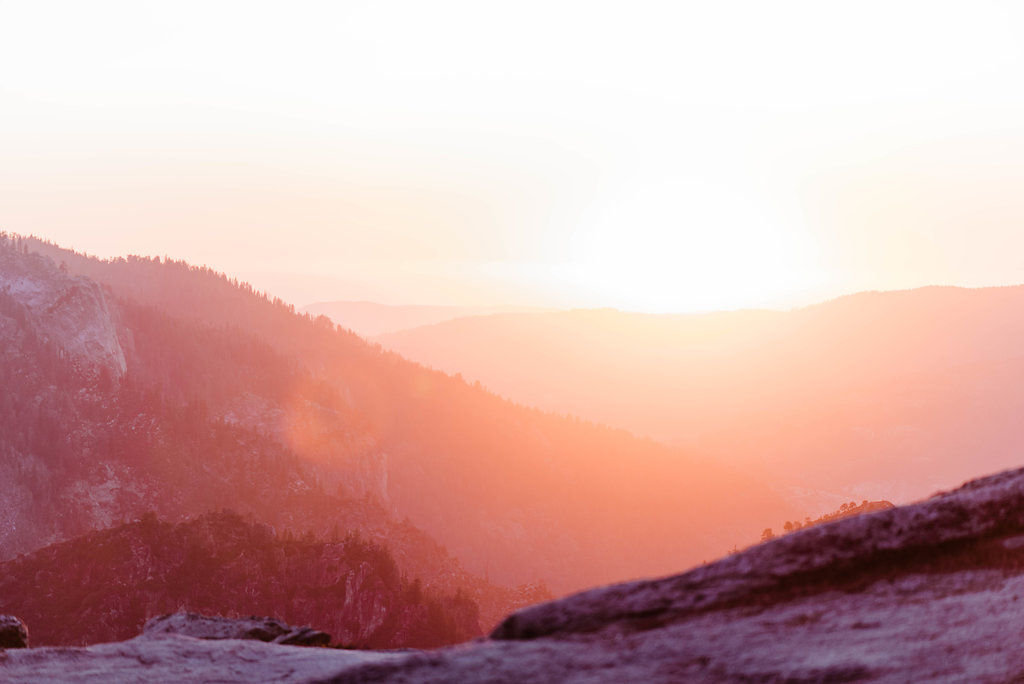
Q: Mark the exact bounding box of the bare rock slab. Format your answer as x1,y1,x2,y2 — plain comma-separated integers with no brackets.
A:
143,613,330,647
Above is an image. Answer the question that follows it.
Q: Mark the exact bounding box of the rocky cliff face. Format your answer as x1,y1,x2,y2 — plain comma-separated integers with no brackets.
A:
0,246,136,557
0,248,125,381
7,464,1024,682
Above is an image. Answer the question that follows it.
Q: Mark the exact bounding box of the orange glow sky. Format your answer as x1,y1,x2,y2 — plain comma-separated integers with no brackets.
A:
3,1,1024,312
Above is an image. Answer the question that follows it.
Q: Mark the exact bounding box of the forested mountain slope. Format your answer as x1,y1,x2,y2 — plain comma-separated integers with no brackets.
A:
0,236,544,629
11,234,799,596
0,510,479,648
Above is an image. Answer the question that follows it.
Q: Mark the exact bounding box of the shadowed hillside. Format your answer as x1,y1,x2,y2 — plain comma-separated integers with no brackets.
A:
0,510,479,649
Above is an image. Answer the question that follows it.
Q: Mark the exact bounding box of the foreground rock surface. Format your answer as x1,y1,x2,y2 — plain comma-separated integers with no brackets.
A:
0,634,394,683
143,613,331,647
8,466,1024,682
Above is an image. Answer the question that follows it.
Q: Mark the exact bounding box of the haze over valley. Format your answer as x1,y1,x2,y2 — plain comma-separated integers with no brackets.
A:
6,2,1024,681
372,287,1024,513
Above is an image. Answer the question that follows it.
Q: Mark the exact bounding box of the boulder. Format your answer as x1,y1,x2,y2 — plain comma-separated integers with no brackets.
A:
0,615,28,649
143,613,330,647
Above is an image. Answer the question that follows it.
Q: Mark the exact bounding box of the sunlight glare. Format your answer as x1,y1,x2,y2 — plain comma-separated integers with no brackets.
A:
566,179,818,312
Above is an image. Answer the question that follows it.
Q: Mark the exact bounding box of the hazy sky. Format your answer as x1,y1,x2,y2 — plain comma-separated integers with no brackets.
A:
3,1,1024,311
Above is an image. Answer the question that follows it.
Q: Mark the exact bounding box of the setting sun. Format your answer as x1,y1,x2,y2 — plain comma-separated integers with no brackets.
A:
3,1,1024,311
561,178,821,312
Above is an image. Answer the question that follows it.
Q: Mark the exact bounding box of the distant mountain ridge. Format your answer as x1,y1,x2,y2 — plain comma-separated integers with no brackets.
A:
376,286,1024,509
302,300,554,338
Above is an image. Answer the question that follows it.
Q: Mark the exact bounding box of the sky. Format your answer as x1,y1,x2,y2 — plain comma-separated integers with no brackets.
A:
3,1,1024,312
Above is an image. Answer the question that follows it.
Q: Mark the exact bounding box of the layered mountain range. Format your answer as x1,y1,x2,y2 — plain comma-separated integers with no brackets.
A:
0,233,797,628
6,232,1024,680
376,287,1024,511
